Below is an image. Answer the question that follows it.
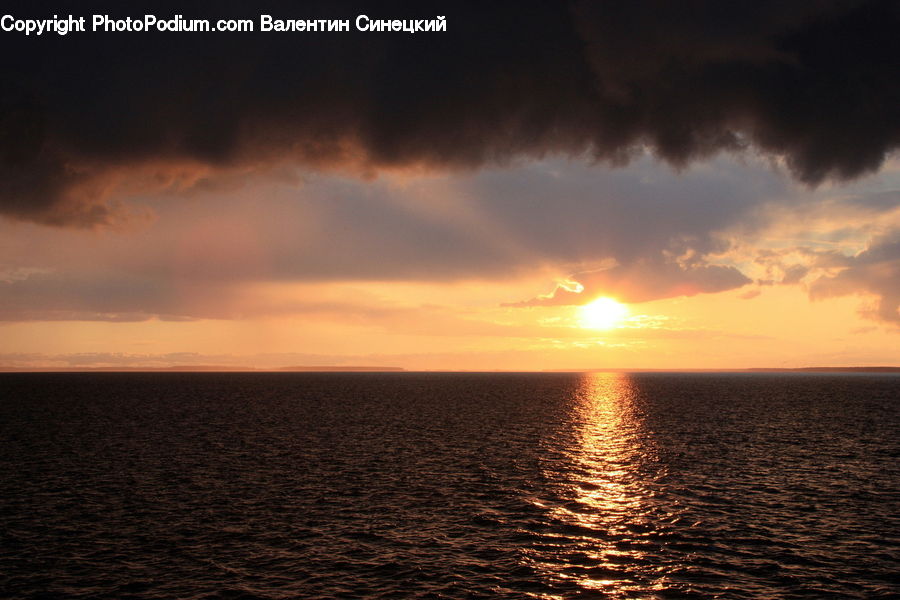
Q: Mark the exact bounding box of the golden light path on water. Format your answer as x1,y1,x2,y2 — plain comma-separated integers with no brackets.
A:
524,373,680,598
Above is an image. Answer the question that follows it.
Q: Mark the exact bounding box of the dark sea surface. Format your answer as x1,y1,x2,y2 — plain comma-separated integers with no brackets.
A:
1,372,898,599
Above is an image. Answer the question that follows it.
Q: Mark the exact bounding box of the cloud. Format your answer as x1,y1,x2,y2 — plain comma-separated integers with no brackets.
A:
842,190,900,213
1,153,896,323
781,264,809,285
508,259,751,306
809,230,900,325
1,0,898,225
752,251,812,286
0,155,784,320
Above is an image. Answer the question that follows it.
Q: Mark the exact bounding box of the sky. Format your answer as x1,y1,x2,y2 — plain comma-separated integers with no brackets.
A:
0,0,898,370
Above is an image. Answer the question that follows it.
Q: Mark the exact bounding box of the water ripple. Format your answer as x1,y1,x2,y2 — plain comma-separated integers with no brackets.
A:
0,372,898,598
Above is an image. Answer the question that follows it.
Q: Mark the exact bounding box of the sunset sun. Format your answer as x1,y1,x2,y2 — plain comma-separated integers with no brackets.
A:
579,297,629,330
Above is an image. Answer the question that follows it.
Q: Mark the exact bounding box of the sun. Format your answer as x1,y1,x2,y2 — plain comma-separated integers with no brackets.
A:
579,297,629,330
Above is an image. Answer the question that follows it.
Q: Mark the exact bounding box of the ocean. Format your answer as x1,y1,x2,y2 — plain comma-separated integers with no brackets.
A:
1,372,897,599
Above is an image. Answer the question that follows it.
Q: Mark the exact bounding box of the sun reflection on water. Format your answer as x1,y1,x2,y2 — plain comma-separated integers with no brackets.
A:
525,372,671,598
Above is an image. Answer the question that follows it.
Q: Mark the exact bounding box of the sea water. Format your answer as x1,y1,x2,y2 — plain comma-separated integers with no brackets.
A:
1,372,897,598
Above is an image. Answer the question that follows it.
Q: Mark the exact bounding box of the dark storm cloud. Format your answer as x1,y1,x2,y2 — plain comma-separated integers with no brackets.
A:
0,0,898,225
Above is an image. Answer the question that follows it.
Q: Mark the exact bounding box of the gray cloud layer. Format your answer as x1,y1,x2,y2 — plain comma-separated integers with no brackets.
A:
0,157,786,320
3,155,897,324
